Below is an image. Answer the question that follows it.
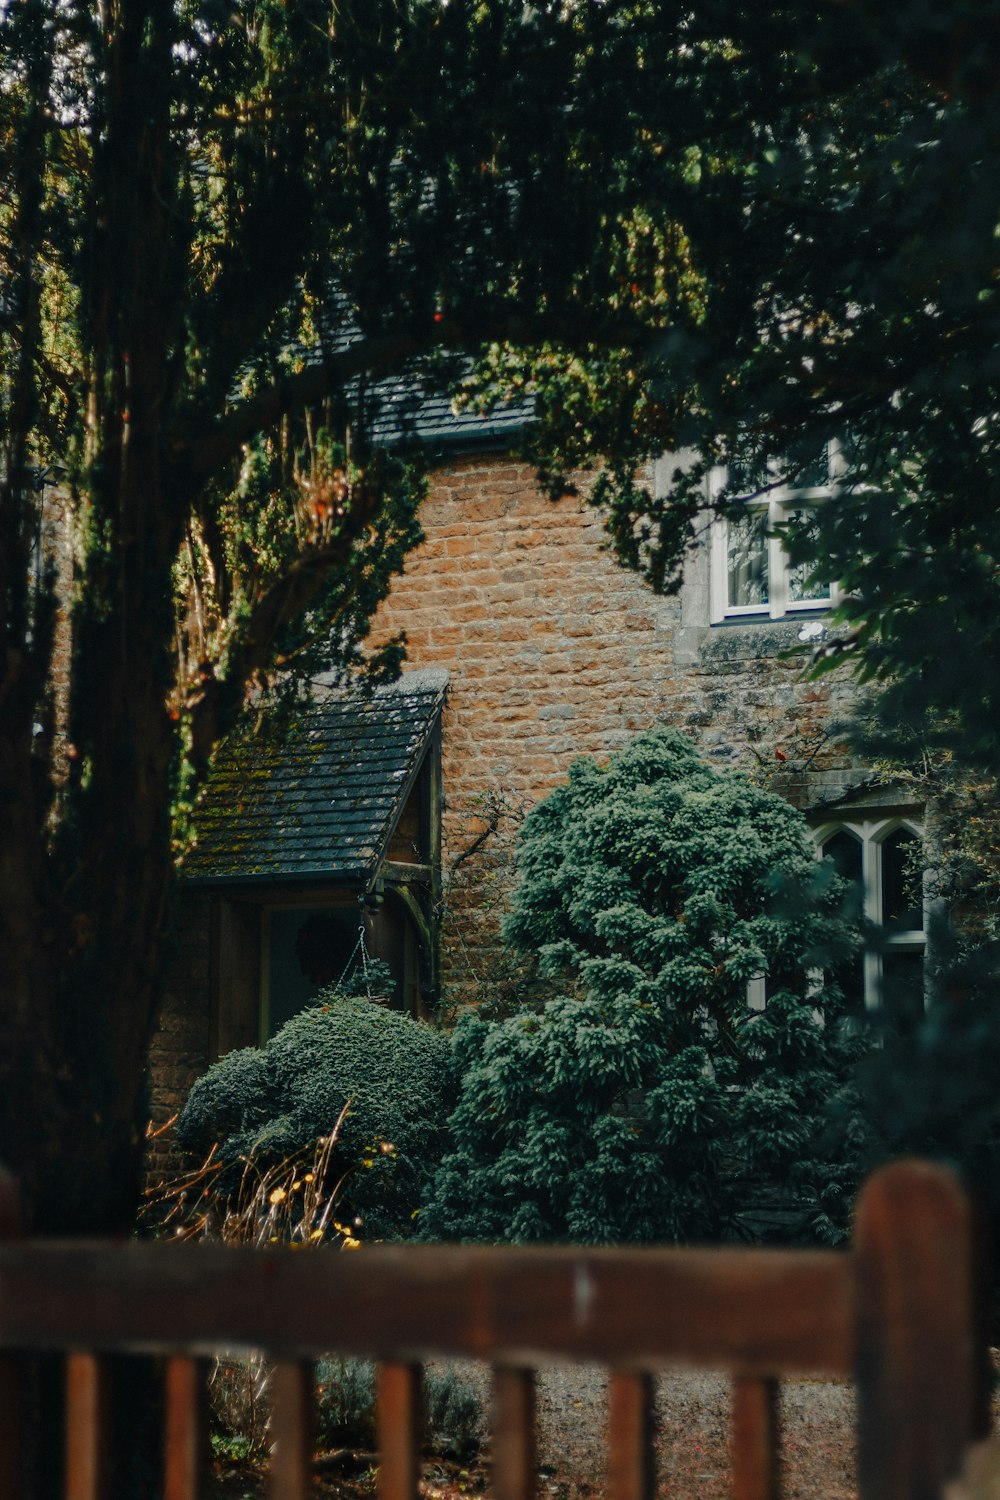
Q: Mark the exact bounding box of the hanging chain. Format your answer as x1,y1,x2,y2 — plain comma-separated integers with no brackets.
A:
333,909,373,998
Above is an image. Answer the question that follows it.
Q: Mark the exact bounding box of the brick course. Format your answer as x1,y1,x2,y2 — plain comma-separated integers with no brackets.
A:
150,449,867,1125
147,893,214,1179
370,453,864,1008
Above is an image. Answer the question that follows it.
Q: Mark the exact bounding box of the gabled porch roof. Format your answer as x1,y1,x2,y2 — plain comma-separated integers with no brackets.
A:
182,670,447,889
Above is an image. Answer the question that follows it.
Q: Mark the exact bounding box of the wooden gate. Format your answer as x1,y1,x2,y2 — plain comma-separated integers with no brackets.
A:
0,1159,989,1500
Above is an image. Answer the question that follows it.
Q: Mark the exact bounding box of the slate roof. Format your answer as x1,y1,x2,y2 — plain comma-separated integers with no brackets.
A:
183,671,447,887
293,295,533,451
366,371,532,452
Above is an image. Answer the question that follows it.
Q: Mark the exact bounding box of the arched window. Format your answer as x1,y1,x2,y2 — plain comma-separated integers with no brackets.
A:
815,816,926,1029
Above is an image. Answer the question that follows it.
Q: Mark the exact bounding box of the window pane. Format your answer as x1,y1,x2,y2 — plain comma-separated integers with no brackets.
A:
821,829,863,884
786,441,831,490
727,451,770,495
785,508,832,603
835,956,866,1016
820,831,865,1014
881,828,923,930
882,950,924,1035
727,510,768,608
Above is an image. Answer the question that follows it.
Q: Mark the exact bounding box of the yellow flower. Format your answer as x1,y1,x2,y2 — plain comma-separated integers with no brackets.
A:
269,1187,287,1204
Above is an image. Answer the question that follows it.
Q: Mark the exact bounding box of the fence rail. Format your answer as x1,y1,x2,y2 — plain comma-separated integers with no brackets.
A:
0,1159,990,1500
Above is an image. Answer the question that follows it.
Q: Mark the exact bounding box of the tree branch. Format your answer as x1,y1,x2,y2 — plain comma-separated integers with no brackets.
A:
184,331,424,479
183,483,380,769
182,307,665,481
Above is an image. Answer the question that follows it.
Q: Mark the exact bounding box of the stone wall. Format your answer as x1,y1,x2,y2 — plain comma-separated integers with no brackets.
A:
148,446,869,1128
370,452,865,1008
146,892,214,1181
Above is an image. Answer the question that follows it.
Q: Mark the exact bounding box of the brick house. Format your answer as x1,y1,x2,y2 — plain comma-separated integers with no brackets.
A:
150,415,926,1143
366,446,925,1019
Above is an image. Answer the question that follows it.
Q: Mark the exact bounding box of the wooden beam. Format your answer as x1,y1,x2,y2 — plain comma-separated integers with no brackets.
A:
164,1355,210,1500
854,1159,986,1500
268,1360,314,1500
65,1353,111,1500
607,1371,654,1500
0,1170,22,1500
492,1366,536,1500
0,1243,854,1377
377,1362,422,1500
731,1375,779,1500
0,1353,20,1500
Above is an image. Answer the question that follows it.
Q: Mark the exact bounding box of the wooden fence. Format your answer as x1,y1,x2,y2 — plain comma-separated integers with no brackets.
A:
0,1159,990,1500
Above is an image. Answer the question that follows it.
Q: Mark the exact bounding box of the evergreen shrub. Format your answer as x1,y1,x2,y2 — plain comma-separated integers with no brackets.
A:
314,1359,483,1459
176,996,455,1239
421,728,864,1246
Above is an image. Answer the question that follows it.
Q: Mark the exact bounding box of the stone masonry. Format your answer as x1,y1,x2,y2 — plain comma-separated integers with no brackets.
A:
369,452,866,1010
148,445,870,1138
147,893,214,1181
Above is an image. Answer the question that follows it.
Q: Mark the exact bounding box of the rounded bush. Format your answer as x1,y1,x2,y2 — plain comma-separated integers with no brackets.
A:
174,1046,274,1151
176,996,455,1238
421,727,864,1246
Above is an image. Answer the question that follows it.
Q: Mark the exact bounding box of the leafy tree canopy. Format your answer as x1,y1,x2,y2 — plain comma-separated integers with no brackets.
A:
421,729,864,1245
475,5,1000,768
2,0,997,1235
1,0,735,1229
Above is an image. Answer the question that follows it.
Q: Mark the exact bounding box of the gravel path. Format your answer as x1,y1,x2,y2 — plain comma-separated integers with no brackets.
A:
536,1367,856,1500
446,1363,857,1500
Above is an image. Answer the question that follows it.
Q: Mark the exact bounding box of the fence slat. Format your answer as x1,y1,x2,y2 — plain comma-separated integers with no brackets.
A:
0,1173,19,1242
0,1170,22,1500
732,1375,778,1500
492,1366,536,1500
377,1362,422,1500
0,1354,20,1500
164,1355,209,1500
66,1352,111,1500
0,1241,854,1376
607,1371,654,1500
854,1159,986,1500
269,1359,314,1500
0,1162,984,1500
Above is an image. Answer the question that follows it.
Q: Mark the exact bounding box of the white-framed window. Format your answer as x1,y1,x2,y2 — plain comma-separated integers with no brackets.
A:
709,442,843,623
814,815,926,1029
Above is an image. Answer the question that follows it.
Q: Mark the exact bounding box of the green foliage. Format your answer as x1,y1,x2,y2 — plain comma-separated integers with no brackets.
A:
171,1046,272,1155
423,1367,485,1462
209,1354,483,1469
210,1358,271,1465
314,1359,378,1451
7,0,744,1235
834,981,1000,1310
315,1360,483,1460
454,7,1000,775
176,997,455,1238
208,1431,255,1465
334,957,397,1002
4,0,999,1254
852,994,1000,1197
422,728,864,1246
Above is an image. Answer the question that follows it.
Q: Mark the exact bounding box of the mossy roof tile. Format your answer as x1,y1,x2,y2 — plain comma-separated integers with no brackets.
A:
183,676,445,886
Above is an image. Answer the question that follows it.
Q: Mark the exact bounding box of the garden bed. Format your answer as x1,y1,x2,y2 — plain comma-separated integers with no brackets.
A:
208,1365,858,1499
